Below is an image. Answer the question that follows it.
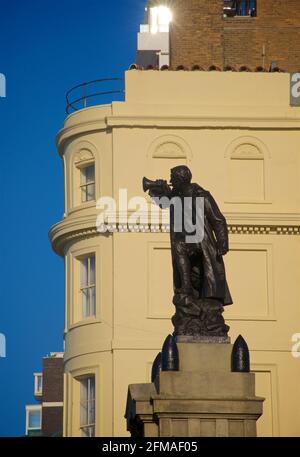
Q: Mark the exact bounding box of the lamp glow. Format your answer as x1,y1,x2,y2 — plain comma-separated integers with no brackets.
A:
150,6,172,34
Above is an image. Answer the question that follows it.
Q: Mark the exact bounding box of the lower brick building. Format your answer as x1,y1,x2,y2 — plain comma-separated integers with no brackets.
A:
25,352,64,437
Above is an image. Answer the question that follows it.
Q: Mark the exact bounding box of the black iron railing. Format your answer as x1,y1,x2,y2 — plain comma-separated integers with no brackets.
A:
66,78,125,114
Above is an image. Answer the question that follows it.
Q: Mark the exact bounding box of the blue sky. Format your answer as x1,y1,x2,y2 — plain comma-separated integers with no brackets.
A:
0,0,144,437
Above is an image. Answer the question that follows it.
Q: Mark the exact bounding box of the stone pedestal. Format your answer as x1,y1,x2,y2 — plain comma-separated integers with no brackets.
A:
125,343,264,437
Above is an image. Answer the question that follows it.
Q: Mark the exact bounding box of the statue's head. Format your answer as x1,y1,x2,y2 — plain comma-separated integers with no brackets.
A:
170,165,192,189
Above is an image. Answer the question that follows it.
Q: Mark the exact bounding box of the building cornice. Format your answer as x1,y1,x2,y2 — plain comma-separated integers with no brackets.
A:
106,114,300,130
49,211,300,256
56,110,300,155
56,120,108,156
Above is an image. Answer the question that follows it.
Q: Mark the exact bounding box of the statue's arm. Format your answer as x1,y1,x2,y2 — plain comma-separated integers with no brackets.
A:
147,181,172,208
148,180,172,198
204,192,229,255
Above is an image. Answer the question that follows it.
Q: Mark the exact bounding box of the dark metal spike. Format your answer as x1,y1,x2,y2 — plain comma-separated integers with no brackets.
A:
231,335,250,372
151,352,162,382
161,335,179,371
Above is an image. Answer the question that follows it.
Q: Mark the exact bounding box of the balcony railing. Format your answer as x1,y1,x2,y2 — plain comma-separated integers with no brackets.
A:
66,78,125,114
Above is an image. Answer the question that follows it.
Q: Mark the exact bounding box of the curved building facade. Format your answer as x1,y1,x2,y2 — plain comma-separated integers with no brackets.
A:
50,70,300,436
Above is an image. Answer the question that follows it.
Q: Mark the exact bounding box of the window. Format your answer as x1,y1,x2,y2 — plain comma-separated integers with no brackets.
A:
236,0,256,16
34,373,43,396
72,145,97,210
149,6,172,34
26,405,42,436
80,164,95,203
29,410,41,429
80,255,96,318
80,376,95,437
0,333,6,358
223,1,256,17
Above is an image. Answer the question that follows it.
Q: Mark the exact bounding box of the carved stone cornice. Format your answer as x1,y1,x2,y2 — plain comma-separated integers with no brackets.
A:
49,211,300,256
49,214,99,256
52,227,100,255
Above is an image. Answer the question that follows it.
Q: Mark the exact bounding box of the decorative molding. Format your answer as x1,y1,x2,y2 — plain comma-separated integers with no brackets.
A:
50,222,300,256
71,139,98,158
231,143,263,159
49,211,300,255
74,149,95,165
153,142,186,158
56,113,300,155
225,136,270,159
148,134,192,160
56,120,108,155
105,223,300,235
51,227,99,256
229,225,300,235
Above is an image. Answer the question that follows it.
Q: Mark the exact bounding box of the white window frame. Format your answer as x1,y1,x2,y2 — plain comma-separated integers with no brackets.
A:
68,244,102,328
80,254,96,319
26,405,42,435
34,373,43,396
68,142,99,212
79,376,96,437
80,163,95,203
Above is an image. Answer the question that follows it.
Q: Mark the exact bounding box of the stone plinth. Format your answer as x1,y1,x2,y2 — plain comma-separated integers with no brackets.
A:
125,343,264,437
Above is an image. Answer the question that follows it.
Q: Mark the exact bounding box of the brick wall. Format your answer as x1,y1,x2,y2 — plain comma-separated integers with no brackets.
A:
169,0,300,71
41,357,64,437
42,407,63,437
170,0,224,69
42,357,64,403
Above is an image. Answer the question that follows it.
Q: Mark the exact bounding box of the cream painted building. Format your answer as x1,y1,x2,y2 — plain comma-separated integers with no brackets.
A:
49,70,300,437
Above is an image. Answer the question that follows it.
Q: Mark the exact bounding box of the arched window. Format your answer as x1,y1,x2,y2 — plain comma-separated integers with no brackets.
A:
74,150,96,205
72,146,97,208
